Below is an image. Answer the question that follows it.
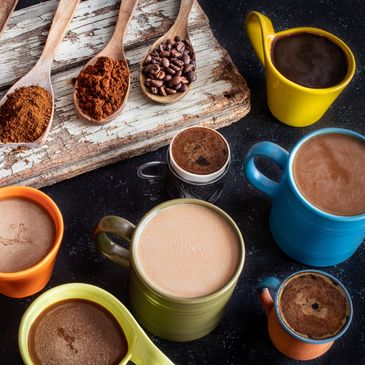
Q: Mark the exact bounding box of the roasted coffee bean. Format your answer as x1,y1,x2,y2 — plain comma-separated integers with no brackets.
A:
143,54,152,65
166,88,177,95
151,79,164,87
176,42,185,52
173,59,184,67
145,78,153,87
184,39,192,47
161,58,170,67
150,64,160,74
164,74,172,82
160,51,171,58
159,86,167,96
156,70,166,80
179,84,188,92
174,82,182,90
171,75,182,85
182,54,190,65
171,49,182,58
151,87,158,94
183,64,194,73
180,76,189,84
143,65,152,75
174,35,182,42
186,71,197,82
165,67,176,75
176,70,183,77
170,64,181,72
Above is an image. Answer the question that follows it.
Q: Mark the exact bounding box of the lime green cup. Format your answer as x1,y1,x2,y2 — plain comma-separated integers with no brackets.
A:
18,283,174,365
94,199,245,342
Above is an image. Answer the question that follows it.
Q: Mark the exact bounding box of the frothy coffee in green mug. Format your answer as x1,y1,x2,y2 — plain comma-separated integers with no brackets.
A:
136,203,240,298
28,299,128,365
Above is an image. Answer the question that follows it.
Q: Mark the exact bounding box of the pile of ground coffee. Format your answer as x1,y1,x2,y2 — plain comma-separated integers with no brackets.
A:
76,57,129,121
0,86,52,143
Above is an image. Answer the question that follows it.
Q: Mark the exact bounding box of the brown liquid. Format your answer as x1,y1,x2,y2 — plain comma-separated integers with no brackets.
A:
171,127,229,175
293,133,365,216
272,32,348,88
29,299,128,365
278,272,350,340
137,204,240,298
0,198,55,272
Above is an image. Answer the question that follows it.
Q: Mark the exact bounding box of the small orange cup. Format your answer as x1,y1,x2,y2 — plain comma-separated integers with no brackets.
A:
0,186,64,298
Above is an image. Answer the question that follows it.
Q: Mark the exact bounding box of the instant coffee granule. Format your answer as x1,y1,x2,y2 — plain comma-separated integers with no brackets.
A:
0,86,52,143
76,56,129,121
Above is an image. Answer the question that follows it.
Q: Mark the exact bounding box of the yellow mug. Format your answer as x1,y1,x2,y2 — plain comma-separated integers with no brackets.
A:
245,11,356,127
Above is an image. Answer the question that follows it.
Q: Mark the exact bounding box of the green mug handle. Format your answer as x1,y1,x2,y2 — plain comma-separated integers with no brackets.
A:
93,216,136,267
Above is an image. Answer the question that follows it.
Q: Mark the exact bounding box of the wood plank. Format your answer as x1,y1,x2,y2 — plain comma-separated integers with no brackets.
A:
0,0,250,188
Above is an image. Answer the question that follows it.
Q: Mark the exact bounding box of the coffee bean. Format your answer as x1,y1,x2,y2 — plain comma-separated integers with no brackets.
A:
166,88,177,95
186,71,197,82
165,67,176,75
156,70,165,80
142,37,197,97
161,58,170,68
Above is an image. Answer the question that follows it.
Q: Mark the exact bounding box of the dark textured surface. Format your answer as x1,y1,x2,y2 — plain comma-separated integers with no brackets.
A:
1,0,365,364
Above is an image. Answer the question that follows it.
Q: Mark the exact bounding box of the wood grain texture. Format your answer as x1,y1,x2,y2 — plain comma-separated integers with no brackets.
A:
0,0,250,188
0,0,18,36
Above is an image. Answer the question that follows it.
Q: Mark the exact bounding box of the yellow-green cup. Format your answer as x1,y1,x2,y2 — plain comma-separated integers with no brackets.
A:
93,199,245,342
245,11,356,127
18,283,174,365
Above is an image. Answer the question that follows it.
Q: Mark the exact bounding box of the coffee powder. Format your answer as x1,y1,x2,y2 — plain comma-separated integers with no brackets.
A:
76,57,129,121
0,86,52,143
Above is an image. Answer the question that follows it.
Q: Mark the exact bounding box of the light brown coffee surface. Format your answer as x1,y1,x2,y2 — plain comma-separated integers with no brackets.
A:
136,204,240,298
278,273,350,340
293,133,365,216
29,299,127,365
171,127,229,174
0,198,55,272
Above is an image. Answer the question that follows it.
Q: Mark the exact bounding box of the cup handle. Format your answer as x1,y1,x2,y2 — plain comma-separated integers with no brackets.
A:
93,216,136,268
257,276,281,316
245,11,275,66
137,161,168,180
244,141,289,198
132,336,175,365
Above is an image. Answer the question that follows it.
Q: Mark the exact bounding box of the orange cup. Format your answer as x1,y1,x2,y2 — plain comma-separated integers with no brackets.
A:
0,186,64,298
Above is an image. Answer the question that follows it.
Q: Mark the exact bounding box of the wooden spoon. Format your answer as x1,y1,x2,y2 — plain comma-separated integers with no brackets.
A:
0,0,18,37
0,0,80,148
140,0,196,104
73,0,138,124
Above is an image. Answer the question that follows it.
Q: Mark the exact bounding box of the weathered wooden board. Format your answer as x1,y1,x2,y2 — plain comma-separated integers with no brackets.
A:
0,0,250,188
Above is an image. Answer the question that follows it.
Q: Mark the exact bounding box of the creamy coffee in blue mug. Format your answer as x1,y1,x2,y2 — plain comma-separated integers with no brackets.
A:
244,128,365,266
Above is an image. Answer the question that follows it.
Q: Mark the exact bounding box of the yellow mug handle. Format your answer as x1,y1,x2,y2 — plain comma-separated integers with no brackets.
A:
245,11,275,66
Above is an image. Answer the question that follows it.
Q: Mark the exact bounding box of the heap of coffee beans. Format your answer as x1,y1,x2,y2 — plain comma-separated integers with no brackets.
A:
142,36,197,96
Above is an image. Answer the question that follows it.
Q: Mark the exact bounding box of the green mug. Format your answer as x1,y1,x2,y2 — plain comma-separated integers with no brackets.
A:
94,199,245,342
18,283,173,364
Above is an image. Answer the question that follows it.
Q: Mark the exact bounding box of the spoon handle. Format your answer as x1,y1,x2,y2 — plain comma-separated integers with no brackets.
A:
38,0,80,69
173,0,196,34
0,0,18,36
106,0,138,53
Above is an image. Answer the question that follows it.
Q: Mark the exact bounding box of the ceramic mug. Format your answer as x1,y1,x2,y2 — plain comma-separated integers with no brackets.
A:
257,270,353,360
246,11,356,127
137,127,231,204
18,283,174,364
0,186,64,298
244,128,365,267
93,198,245,341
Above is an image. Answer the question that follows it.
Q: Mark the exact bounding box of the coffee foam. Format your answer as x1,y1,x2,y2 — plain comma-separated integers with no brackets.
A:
277,272,350,340
0,198,55,272
136,204,240,298
29,299,127,365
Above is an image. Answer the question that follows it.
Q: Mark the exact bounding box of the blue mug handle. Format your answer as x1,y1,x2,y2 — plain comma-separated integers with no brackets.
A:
244,142,289,198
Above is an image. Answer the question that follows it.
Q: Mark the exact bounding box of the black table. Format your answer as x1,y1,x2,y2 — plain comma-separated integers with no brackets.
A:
1,1,365,364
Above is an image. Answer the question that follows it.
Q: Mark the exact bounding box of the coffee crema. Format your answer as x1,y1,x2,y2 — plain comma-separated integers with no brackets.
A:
272,32,348,88
171,127,229,175
293,133,365,216
29,299,128,365
136,204,240,298
278,272,350,340
0,198,55,273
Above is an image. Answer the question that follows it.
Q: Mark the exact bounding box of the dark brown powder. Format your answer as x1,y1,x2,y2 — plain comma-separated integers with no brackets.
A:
0,86,52,143
76,56,129,121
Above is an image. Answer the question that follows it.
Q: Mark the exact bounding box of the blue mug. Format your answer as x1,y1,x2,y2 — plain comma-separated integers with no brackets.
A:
244,128,365,267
